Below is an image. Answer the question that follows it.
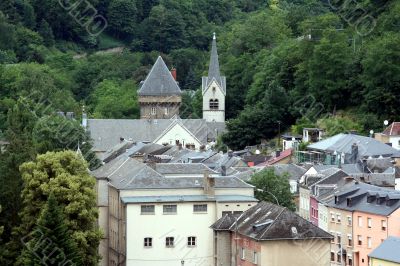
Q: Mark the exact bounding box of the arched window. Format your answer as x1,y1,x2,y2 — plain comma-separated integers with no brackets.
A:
209,99,219,110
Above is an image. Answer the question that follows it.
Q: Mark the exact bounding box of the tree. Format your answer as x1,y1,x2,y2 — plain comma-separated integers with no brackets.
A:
108,0,138,38
15,151,102,265
19,193,82,265
37,20,54,46
249,168,295,211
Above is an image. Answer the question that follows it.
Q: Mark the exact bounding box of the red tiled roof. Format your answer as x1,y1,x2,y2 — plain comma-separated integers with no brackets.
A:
383,122,400,136
256,149,293,167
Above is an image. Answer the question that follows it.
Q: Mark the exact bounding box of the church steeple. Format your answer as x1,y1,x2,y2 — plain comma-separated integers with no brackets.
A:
202,33,226,123
207,32,221,86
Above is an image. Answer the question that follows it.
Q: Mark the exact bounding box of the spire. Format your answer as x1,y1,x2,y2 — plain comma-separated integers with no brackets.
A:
208,33,221,85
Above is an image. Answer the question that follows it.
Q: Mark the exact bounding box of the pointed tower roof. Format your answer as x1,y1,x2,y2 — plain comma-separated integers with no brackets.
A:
207,33,222,86
138,56,181,96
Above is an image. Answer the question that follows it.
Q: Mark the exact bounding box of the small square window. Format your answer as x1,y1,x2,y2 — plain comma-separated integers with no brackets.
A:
187,236,196,247
141,205,155,214
151,107,156,115
253,251,258,264
331,252,335,261
367,218,372,228
163,205,177,214
381,220,387,231
367,237,372,248
166,237,174,247
358,235,362,246
193,204,207,213
337,214,341,223
347,216,352,226
144,237,152,247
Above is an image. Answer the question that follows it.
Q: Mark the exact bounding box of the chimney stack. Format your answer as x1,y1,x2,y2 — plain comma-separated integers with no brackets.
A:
203,170,215,197
171,68,177,81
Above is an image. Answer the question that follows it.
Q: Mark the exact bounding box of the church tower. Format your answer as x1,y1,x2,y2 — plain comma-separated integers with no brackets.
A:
202,33,226,123
138,56,182,119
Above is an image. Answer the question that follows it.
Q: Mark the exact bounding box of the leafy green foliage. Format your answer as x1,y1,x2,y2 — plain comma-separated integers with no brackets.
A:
19,193,82,265
249,168,296,211
16,151,101,265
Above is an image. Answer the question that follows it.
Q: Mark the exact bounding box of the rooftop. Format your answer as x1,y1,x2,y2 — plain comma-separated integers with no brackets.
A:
382,122,400,136
138,56,181,96
211,201,332,241
369,236,400,263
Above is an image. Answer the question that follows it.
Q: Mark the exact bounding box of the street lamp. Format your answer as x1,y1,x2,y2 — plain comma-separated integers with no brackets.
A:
256,188,279,205
369,130,374,138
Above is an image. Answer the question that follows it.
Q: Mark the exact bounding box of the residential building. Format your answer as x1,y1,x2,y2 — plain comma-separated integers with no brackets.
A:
329,182,400,266
211,201,333,266
303,128,324,143
297,133,399,165
375,122,400,150
281,134,302,151
92,146,257,266
369,236,400,266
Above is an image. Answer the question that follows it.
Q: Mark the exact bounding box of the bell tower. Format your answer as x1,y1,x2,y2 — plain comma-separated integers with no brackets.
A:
202,33,226,123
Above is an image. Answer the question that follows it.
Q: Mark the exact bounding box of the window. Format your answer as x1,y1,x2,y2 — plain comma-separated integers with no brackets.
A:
166,237,174,247
331,252,335,262
164,108,169,115
193,204,207,213
331,213,335,222
144,237,152,247
358,235,362,246
337,253,341,263
163,205,177,214
209,99,219,110
330,231,335,243
358,216,362,227
337,214,341,223
241,247,245,260
141,205,155,214
151,107,156,115
348,235,352,246
348,256,353,266
367,218,372,228
253,251,258,264
381,220,387,231
337,234,341,244
187,236,196,247
347,216,352,226
367,237,372,248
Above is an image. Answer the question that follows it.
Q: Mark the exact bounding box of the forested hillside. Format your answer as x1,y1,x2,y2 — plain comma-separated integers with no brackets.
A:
0,0,399,262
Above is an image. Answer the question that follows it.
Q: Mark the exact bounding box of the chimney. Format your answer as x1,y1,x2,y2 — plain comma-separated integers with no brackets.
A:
351,143,358,163
221,165,226,176
171,68,177,81
203,170,215,196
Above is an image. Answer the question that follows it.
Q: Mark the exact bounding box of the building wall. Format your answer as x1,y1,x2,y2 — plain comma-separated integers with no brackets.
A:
233,234,261,266
388,208,400,239
125,202,216,266
327,207,353,266
97,179,109,266
310,196,319,226
214,231,232,266
318,203,329,232
202,80,225,123
260,239,331,266
154,122,203,149
216,202,257,219
299,187,310,220
139,95,181,119
370,258,400,266
352,211,392,266
396,178,400,191
389,136,400,150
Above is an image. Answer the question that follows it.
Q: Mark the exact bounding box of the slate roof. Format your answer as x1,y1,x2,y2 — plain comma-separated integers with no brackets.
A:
328,181,400,216
207,34,222,86
138,56,181,96
369,236,400,263
265,164,307,181
87,118,222,152
308,133,398,158
211,201,332,241
121,195,258,204
257,149,293,166
154,163,218,175
382,122,400,136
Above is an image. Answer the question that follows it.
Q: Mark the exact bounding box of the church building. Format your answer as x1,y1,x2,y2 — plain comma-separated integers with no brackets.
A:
85,34,226,158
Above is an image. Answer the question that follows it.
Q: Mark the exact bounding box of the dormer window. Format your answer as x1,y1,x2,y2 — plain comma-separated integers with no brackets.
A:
151,107,156,115
209,99,219,110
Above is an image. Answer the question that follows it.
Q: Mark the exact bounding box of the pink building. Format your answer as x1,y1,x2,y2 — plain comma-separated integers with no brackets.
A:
330,182,400,266
310,195,319,226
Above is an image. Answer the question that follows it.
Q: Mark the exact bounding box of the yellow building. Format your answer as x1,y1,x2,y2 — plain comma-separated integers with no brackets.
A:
369,236,400,266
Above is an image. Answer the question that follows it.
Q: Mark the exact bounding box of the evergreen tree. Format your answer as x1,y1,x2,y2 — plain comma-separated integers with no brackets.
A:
19,193,82,265
37,19,54,46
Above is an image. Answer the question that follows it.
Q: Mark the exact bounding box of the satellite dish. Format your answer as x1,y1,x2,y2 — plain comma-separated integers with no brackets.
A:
291,226,298,235
384,120,389,126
